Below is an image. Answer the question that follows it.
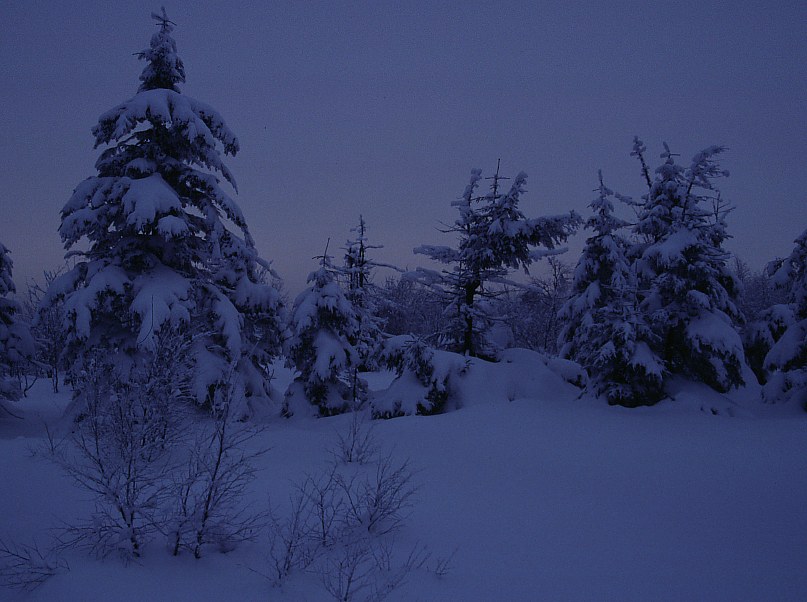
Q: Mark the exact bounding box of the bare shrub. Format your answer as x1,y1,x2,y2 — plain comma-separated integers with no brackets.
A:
0,538,68,592
261,417,445,599
266,489,316,583
331,412,378,465
164,387,267,558
54,351,184,560
318,540,377,601
319,538,430,602
301,465,344,549
263,452,418,589
430,546,458,578
337,454,418,535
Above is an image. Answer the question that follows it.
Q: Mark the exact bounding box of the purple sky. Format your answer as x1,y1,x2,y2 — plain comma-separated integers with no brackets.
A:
2,1,805,294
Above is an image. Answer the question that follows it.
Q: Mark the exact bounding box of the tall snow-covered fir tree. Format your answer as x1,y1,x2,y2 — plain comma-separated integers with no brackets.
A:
631,138,745,393
285,258,362,416
47,10,284,415
414,164,581,357
558,172,664,406
762,228,807,406
0,242,35,404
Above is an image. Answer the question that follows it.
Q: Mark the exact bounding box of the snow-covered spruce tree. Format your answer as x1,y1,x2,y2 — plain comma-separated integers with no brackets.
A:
414,165,581,357
0,242,36,405
558,172,664,406
47,10,284,415
762,228,807,405
341,216,385,370
286,258,362,416
631,139,745,393
745,303,795,385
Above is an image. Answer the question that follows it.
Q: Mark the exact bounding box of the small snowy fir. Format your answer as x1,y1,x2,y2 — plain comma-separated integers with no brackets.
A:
558,171,664,406
762,228,807,406
0,242,35,403
285,264,363,416
630,139,746,394
340,216,385,370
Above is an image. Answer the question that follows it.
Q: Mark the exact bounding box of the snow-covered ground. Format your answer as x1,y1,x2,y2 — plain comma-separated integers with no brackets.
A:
1,352,805,601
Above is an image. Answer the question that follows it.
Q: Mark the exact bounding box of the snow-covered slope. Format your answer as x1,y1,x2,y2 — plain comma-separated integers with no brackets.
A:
0,357,805,601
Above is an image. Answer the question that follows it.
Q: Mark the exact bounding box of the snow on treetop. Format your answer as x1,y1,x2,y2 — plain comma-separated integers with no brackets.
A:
0,243,15,296
93,88,239,186
138,8,185,93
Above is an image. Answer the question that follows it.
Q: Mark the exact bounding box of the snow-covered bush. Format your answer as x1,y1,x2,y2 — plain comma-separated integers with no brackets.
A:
0,242,36,407
373,335,468,418
46,9,284,417
412,166,580,357
286,265,363,416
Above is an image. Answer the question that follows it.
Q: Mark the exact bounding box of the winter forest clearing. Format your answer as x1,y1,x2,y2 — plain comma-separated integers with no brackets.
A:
0,368,805,601
1,6,806,602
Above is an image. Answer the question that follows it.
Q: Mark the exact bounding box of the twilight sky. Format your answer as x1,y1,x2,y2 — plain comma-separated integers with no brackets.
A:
1,1,805,294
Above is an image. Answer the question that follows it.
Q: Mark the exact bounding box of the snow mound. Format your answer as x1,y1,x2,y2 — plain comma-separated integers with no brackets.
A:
372,346,580,417
664,368,762,417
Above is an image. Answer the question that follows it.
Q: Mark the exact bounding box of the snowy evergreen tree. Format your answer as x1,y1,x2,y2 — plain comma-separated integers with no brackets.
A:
341,216,385,369
558,172,664,406
745,303,794,384
414,164,581,357
631,139,745,393
286,259,362,416
768,229,807,321
762,228,807,405
0,242,35,404
46,10,284,415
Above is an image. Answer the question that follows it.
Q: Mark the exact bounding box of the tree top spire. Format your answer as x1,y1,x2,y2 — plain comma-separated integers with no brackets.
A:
151,6,176,31
137,7,185,92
